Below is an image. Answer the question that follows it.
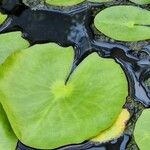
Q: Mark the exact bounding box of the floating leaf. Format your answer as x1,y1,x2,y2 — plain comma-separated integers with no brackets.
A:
88,0,112,3
0,13,7,24
130,0,150,5
91,109,130,143
0,43,128,149
46,0,85,6
134,109,150,150
0,14,29,149
94,6,150,41
0,32,29,64
0,104,17,150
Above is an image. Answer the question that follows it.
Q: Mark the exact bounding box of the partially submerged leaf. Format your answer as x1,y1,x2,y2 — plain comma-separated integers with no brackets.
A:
0,43,128,149
91,109,130,143
0,104,17,150
130,0,150,5
45,0,85,6
134,109,150,150
94,6,150,41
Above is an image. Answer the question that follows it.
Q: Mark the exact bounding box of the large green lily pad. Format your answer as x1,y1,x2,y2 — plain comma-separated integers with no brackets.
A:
45,0,85,6
134,109,150,150
0,43,128,149
130,0,150,4
94,6,150,41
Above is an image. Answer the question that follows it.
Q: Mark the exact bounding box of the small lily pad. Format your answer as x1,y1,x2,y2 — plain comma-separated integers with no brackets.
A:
45,0,85,6
91,109,130,143
0,43,128,149
134,109,150,150
130,0,150,5
94,6,150,41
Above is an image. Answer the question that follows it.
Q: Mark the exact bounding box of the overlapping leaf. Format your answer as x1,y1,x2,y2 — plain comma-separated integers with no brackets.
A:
94,6,150,41
0,43,128,149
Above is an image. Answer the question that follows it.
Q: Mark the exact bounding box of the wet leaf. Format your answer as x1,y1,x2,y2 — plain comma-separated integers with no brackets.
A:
134,109,150,150
0,43,128,149
130,0,150,5
45,0,85,6
94,6,150,41
91,109,130,143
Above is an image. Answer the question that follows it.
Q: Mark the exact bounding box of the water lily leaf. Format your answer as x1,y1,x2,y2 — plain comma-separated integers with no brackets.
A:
134,109,150,150
0,43,128,149
0,104,17,150
0,32,29,64
130,0,150,5
0,13,7,24
91,109,130,143
94,6,150,41
45,0,85,6
0,14,29,149
88,0,112,3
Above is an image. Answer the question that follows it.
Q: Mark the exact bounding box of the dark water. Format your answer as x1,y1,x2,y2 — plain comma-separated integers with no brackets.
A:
0,0,149,150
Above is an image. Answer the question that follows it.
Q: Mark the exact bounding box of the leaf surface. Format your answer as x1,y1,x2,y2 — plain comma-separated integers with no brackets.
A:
46,0,85,6
94,6,150,41
0,43,128,149
134,109,150,150
130,0,150,4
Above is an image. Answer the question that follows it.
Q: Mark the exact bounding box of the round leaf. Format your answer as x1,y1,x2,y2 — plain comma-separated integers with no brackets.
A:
0,43,128,149
45,0,85,6
94,6,150,41
130,0,150,5
134,109,150,150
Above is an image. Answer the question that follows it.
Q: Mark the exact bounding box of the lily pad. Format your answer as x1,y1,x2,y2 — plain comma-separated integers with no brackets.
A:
0,13,7,24
0,43,128,149
88,0,112,3
94,6,150,41
0,14,29,149
0,32,29,64
134,109,150,150
91,109,130,143
130,0,150,5
45,0,85,6
0,104,17,150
